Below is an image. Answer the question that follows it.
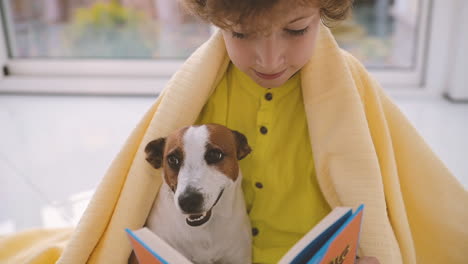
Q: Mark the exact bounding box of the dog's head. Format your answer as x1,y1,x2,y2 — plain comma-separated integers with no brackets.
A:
145,124,251,226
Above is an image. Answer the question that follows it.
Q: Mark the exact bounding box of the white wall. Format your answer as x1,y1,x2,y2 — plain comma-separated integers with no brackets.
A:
445,0,468,101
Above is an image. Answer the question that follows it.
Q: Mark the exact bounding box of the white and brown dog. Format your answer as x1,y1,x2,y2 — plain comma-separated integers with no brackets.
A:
143,124,252,264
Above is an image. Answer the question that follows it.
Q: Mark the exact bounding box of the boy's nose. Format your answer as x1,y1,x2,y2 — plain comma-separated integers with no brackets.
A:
255,35,285,72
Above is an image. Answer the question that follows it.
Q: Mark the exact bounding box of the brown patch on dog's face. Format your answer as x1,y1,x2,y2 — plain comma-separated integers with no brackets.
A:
205,124,252,181
162,127,190,192
145,125,251,189
145,127,189,192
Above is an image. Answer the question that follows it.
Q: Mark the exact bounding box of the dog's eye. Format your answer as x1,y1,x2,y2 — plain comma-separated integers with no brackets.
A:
167,155,180,169
205,149,224,164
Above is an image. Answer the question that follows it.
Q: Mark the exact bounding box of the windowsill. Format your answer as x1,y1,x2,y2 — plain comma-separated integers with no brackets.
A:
0,76,167,96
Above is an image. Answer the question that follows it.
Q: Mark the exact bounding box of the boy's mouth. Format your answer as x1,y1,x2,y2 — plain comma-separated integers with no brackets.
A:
254,69,286,80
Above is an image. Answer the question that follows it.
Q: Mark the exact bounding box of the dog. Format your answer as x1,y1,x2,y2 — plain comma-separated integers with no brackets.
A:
143,124,252,264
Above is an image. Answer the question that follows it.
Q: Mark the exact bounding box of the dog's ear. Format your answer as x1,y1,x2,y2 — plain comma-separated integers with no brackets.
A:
231,130,252,160
145,138,166,169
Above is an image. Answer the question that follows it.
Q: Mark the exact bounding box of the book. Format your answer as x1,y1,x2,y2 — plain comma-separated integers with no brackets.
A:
278,204,364,264
126,227,192,264
125,204,364,264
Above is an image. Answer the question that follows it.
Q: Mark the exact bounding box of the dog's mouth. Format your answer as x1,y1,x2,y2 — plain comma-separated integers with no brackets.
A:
186,210,212,227
185,189,224,227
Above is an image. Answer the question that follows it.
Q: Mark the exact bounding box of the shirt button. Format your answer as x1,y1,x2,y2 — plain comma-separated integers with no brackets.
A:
255,182,263,189
252,227,259,236
260,126,268,134
265,92,273,101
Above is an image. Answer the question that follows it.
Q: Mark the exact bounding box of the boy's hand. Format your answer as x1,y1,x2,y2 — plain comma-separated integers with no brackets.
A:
356,256,380,264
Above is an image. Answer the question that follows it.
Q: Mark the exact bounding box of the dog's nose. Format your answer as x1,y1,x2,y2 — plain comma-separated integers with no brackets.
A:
178,189,204,213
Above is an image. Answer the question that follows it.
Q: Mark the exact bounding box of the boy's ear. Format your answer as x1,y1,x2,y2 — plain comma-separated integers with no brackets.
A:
144,138,166,169
231,130,252,160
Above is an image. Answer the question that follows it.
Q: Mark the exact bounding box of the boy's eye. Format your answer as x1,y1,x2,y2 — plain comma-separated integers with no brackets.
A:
232,31,247,39
285,27,309,36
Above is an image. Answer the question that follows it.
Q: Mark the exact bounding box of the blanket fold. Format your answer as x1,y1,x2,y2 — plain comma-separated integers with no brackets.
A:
1,24,466,264
0,228,73,264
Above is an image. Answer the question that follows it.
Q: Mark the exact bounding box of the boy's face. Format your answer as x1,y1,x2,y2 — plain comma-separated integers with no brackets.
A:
221,5,321,88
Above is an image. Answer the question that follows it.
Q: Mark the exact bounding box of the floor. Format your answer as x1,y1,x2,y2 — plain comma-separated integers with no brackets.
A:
1,93,467,236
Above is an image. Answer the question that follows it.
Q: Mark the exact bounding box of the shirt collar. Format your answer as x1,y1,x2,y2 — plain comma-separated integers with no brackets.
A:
231,63,300,100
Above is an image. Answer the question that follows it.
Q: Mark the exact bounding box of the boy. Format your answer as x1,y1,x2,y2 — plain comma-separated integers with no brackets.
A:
181,0,467,263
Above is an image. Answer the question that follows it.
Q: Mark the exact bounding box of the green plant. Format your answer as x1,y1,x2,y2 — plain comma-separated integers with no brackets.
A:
73,0,143,30
67,0,155,58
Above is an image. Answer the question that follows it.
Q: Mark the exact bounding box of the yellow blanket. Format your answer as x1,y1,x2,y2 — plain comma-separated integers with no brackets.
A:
1,24,466,264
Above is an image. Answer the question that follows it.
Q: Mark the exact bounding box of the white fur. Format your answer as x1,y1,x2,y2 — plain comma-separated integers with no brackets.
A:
146,126,252,264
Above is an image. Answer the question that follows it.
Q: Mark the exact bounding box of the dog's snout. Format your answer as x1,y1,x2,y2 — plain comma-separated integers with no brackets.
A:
178,189,204,213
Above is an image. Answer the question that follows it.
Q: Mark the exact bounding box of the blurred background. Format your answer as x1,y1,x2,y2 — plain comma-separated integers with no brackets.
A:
0,0,467,235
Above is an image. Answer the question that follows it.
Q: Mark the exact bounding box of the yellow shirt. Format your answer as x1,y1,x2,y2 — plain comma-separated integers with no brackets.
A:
196,64,330,263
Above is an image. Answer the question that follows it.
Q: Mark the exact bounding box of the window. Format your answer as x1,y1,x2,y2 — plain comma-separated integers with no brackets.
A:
334,0,429,87
4,0,211,59
337,0,420,69
0,0,432,94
